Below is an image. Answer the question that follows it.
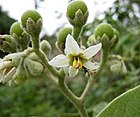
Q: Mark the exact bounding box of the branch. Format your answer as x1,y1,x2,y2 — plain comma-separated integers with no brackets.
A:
80,49,109,102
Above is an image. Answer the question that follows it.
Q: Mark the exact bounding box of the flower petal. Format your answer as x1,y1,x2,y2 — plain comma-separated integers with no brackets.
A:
48,54,69,67
1,67,16,83
83,43,102,59
68,66,79,77
83,61,99,70
0,61,12,70
65,34,80,55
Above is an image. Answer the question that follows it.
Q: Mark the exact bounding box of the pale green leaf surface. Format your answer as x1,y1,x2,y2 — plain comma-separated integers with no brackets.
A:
97,85,140,117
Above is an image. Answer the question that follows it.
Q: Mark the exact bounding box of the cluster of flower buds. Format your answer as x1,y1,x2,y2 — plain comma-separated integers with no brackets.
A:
0,50,44,86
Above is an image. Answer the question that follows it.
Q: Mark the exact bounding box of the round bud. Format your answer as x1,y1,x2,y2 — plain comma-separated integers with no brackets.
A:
87,34,96,46
40,40,52,56
21,10,42,28
94,23,114,39
57,27,72,44
10,22,23,37
67,0,88,19
57,27,72,52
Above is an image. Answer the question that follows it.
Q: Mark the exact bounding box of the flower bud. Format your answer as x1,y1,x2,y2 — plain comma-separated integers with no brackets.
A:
87,34,96,46
40,40,52,57
66,0,88,27
24,58,44,77
10,22,23,37
0,35,16,53
95,23,114,40
10,22,30,50
13,58,28,84
27,52,41,63
21,10,42,36
110,60,127,75
94,23,119,49
56,27,72,53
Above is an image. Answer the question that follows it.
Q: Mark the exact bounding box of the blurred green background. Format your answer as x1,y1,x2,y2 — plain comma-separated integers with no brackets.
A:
0,0,140,117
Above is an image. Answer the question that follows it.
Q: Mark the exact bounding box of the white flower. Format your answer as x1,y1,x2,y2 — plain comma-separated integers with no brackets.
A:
0,59,16,83
48,34,102,77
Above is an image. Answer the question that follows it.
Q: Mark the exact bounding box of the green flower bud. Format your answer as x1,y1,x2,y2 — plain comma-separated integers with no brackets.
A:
56,27,72,53
0,35,16,53
87,34,96,46
110,60,127,75
94,23,119,49
13,58,28,84
10,22,30,50
40,40,52,57
94,23,114,39
21,10,42,36
24,58,44,77
10,22,23,37
66,0,89,27
27,52,41,63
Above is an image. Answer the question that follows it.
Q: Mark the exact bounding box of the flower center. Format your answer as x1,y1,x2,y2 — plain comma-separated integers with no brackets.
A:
72,56,83,69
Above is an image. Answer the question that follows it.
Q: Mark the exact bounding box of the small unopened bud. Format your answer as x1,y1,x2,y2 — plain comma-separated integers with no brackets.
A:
66,0,88,27
0,35,16,53
10,22,30,50
24,58,44,77
40,40,52,57
95,23,114,39
56,27,72,53
110,60,127,75
27,52,41,63
94,23,119,49
13,58,28,84
21,10,42,36
87,34,96,46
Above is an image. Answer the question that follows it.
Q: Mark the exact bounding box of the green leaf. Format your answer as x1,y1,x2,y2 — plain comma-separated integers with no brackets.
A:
97,85,140,117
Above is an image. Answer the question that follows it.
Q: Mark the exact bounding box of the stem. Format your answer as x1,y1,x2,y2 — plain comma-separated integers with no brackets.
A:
80,49,109,102
31,36,61,78
77,104,89,117
58,75,89,117
72,26,83,43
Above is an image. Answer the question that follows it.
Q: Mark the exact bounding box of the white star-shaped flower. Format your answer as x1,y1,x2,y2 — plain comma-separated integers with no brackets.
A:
48,34,102,77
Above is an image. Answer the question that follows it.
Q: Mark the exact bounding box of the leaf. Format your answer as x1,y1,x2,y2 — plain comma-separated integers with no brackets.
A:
97,85,140,117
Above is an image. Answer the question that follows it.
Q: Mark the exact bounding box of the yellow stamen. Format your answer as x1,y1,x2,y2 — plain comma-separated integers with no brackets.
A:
72,57,83,69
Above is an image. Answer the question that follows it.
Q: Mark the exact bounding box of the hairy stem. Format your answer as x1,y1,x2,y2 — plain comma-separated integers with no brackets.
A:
58,75,89,117
72,26,83,43
31,36,61,78
80,49,109,102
